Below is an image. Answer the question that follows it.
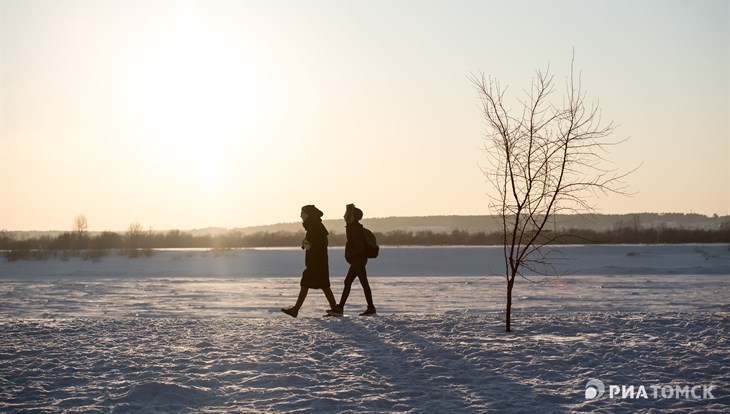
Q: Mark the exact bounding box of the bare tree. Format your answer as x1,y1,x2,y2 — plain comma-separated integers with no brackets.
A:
127,222,144,250
126,222,155,257
470,57,634,332
73,215,88,238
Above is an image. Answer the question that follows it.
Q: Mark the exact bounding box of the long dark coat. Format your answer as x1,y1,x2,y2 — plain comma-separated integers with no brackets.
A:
300,218,330,289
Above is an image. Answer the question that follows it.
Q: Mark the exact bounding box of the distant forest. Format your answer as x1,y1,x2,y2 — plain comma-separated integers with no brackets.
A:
2,222,729,261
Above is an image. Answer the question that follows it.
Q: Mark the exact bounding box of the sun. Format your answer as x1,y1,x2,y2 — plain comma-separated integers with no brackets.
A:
132,12,258,185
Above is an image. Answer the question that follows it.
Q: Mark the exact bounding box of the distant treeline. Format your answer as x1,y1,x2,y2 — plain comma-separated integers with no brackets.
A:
2,224,729,261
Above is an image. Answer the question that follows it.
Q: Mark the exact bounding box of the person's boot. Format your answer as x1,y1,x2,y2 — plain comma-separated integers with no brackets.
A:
281,306,299,318
359,306,376,316
326,304,343,316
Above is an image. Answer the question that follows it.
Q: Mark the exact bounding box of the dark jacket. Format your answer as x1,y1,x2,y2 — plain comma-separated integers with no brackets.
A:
345,221,367,264
301,217,330,289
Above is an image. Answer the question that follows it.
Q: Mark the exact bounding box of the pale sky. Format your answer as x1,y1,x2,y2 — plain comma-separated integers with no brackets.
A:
1,0,728,231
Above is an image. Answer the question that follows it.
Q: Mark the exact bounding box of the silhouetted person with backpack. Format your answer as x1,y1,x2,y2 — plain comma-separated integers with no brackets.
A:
328,204,376,316
281,205,338,318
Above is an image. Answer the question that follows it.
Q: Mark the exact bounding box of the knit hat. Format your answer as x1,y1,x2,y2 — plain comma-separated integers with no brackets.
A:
346,203,364,221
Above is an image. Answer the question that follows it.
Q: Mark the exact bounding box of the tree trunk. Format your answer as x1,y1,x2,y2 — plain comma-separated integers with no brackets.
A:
506,277,514,332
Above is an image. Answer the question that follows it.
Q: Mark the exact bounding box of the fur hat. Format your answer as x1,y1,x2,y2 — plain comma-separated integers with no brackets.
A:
301,205,323,219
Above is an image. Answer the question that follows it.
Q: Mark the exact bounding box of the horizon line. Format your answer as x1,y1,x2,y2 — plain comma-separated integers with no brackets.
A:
3,211,728,233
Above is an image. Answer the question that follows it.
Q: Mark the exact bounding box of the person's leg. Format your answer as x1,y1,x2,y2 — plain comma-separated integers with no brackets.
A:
322,287,338,309
356,263,374,309
294,287,308,309
338,265,358,308
282,287,308,317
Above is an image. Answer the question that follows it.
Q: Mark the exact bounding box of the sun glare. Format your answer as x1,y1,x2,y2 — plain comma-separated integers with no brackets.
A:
132,9,258,188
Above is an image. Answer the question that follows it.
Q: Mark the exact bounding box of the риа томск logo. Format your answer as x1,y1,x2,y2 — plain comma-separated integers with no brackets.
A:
585,379,716,400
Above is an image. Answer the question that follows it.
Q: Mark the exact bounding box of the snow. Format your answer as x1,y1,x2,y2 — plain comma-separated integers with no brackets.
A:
1,244,728,412
3,244,730,279
2,314,727,413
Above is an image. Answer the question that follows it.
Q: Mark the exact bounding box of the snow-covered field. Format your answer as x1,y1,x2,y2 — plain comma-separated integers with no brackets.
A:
1,245,729,412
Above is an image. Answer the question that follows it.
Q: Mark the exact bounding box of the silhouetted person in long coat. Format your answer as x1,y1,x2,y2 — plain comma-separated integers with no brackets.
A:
281,205,338,317
329,204,376,316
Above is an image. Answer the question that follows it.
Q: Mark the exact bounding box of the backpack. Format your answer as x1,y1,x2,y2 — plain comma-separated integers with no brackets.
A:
363,228,379,259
